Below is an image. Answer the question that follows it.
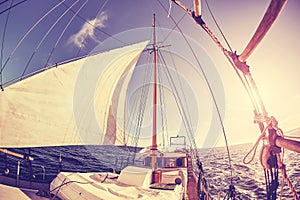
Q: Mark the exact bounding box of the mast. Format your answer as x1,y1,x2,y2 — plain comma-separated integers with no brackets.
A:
151,13,158,171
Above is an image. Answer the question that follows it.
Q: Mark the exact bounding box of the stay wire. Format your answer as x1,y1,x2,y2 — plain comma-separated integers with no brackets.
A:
0,0,28,15
73,0,109,57
1,0,66,74
157,60,168,148
156,16,195,139
20,0,79,79
198,0,261,115
202,4,261,115
126,65,142,146
128,53,152,147
169,0,261,117
126,77,140,146
60,0,127,46
206,0,262,115
133,61,152,147
155,19,190,148
123,58,150,158
44,0,88,68
0,0,10,6
156,0,191,44
203,0,233,53
0,0,13,89
157,0,198,155
157,49,197,155
159,0,234,184
157,48,195,151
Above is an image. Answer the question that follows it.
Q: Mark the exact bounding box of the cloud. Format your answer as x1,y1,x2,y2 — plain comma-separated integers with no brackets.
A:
68,11,108,48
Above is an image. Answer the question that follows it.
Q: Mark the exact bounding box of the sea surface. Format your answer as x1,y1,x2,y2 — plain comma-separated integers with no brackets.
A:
0,143,299,199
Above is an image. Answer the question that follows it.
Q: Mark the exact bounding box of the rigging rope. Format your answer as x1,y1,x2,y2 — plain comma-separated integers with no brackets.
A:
203,0,233,53
126,52,152,149
154,19,194,130
158,0,234,186
157,0,199,158
0,0,13,90
73,0,109,57
273,124,299,200
164,1,298,199
242,119,272,164
170,0,263,117
157,61,168,148
162,2,191,44
157,49,198,155
203,0,262,114
156,17,194,149
20,0,79,79
243,116,299,200
1,0,127,87
0,0,28,15
44,0,88,68
0,0,10,6
1,0,66,75
157,23,197,146
280,165,299,200
60,0,127,46
166,4,294,199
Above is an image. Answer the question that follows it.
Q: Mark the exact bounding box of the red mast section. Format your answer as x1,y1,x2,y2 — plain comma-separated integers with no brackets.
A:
151,13,158,171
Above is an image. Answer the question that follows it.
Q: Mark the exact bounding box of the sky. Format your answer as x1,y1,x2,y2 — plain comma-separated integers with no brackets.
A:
0,0,300,148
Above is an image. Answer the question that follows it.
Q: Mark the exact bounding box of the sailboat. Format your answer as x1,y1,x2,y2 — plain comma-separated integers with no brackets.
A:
0,0,300,200
47,14,201,200
0,12,207,200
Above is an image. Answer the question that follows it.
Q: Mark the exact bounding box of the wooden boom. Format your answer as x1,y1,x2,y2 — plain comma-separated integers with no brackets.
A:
275,137,300,153
0,148,34,161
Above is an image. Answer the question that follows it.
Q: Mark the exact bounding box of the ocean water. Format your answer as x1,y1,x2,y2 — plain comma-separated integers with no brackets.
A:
0,144,299,199
198,144,300,199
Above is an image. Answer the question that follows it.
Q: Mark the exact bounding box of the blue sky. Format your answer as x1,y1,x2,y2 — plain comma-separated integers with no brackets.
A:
1,0,300,147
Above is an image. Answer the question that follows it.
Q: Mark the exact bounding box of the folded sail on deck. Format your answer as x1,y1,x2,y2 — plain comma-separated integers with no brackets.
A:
0,41,148,148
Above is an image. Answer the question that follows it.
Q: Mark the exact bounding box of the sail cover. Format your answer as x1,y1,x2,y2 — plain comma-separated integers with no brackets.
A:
0,41,148,148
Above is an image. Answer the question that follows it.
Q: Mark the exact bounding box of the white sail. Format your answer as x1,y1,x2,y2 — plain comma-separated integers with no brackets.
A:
0,41,148,148
103,72,133,145
99,48,139,145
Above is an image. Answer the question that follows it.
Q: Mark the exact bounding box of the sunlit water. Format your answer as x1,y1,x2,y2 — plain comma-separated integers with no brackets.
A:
199,144,300,199
0,144,299,199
